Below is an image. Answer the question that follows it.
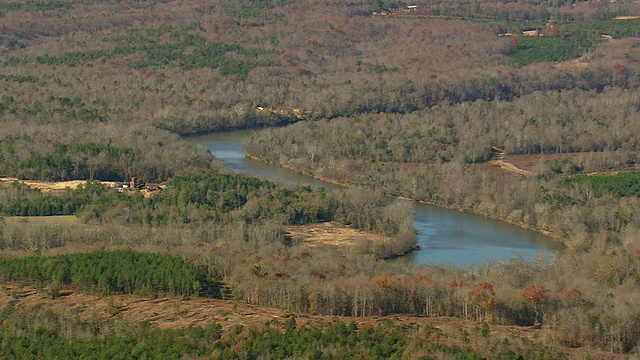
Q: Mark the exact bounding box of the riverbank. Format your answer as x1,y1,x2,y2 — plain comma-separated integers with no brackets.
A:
191,131,560,266
406,196,570,251
246,152,569,251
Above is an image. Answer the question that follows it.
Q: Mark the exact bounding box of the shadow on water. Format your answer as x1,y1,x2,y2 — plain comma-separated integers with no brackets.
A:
189,130,564,268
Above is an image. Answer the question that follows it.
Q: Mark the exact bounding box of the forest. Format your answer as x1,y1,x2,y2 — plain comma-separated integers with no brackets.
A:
1,0,640,358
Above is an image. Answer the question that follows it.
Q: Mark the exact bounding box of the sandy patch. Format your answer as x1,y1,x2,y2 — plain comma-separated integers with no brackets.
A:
1,215,79,224
0,177,159,198
284,222,390,248
488,160,533,176
0,177,118,193
614,15,640,20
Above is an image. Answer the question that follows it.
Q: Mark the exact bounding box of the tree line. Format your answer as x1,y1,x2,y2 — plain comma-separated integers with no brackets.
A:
0,121,216,183
0,250,213,297
0,302,568,359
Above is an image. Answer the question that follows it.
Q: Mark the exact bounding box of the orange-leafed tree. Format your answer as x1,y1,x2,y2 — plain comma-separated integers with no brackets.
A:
519,285,550,327
469,282,496,322
557,288,583,307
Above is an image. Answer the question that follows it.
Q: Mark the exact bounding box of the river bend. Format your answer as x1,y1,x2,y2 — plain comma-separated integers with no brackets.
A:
190,131,563,268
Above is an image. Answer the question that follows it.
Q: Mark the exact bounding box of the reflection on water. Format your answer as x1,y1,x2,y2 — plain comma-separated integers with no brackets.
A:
406,205,563,268
189,131,563,268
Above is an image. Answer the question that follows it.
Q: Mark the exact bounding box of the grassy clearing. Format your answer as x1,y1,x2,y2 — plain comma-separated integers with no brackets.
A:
562,170,640,197
509,36,585,66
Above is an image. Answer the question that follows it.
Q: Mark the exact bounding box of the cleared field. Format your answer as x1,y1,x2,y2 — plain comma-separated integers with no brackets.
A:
284,222,390,248
0,284,614,359
0,177,118,193
1,215,79,224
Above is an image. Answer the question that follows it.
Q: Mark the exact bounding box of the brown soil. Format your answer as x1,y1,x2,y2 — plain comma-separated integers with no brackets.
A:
0,177,159,198
501,151,640,174
391,151,638,179
284,222,390,248
0,177,118,193
0,286,553,340
614,15,640,19
0,284,291,331
0,285,619,359
1,215,79,225
556,57,591,70
487,159,533,176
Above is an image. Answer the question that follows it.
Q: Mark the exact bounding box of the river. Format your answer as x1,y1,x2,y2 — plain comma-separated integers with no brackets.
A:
189,130,563,268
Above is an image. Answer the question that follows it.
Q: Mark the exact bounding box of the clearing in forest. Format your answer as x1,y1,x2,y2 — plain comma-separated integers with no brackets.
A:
0,284,615,359
0,177,118,193
1,215,79,225
284,222,390,248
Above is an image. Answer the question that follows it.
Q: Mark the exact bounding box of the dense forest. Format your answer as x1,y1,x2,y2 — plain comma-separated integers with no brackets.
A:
2,0,640,357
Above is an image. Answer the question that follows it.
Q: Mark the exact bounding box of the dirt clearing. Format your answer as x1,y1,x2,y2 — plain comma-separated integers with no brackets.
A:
614,15,640,19
1,215,79,224
0,177,160,198
0,285,617,359
0,177,118,193
284,222,391,248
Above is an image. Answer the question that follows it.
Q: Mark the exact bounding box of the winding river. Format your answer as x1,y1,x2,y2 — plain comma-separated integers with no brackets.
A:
189,131,564,268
